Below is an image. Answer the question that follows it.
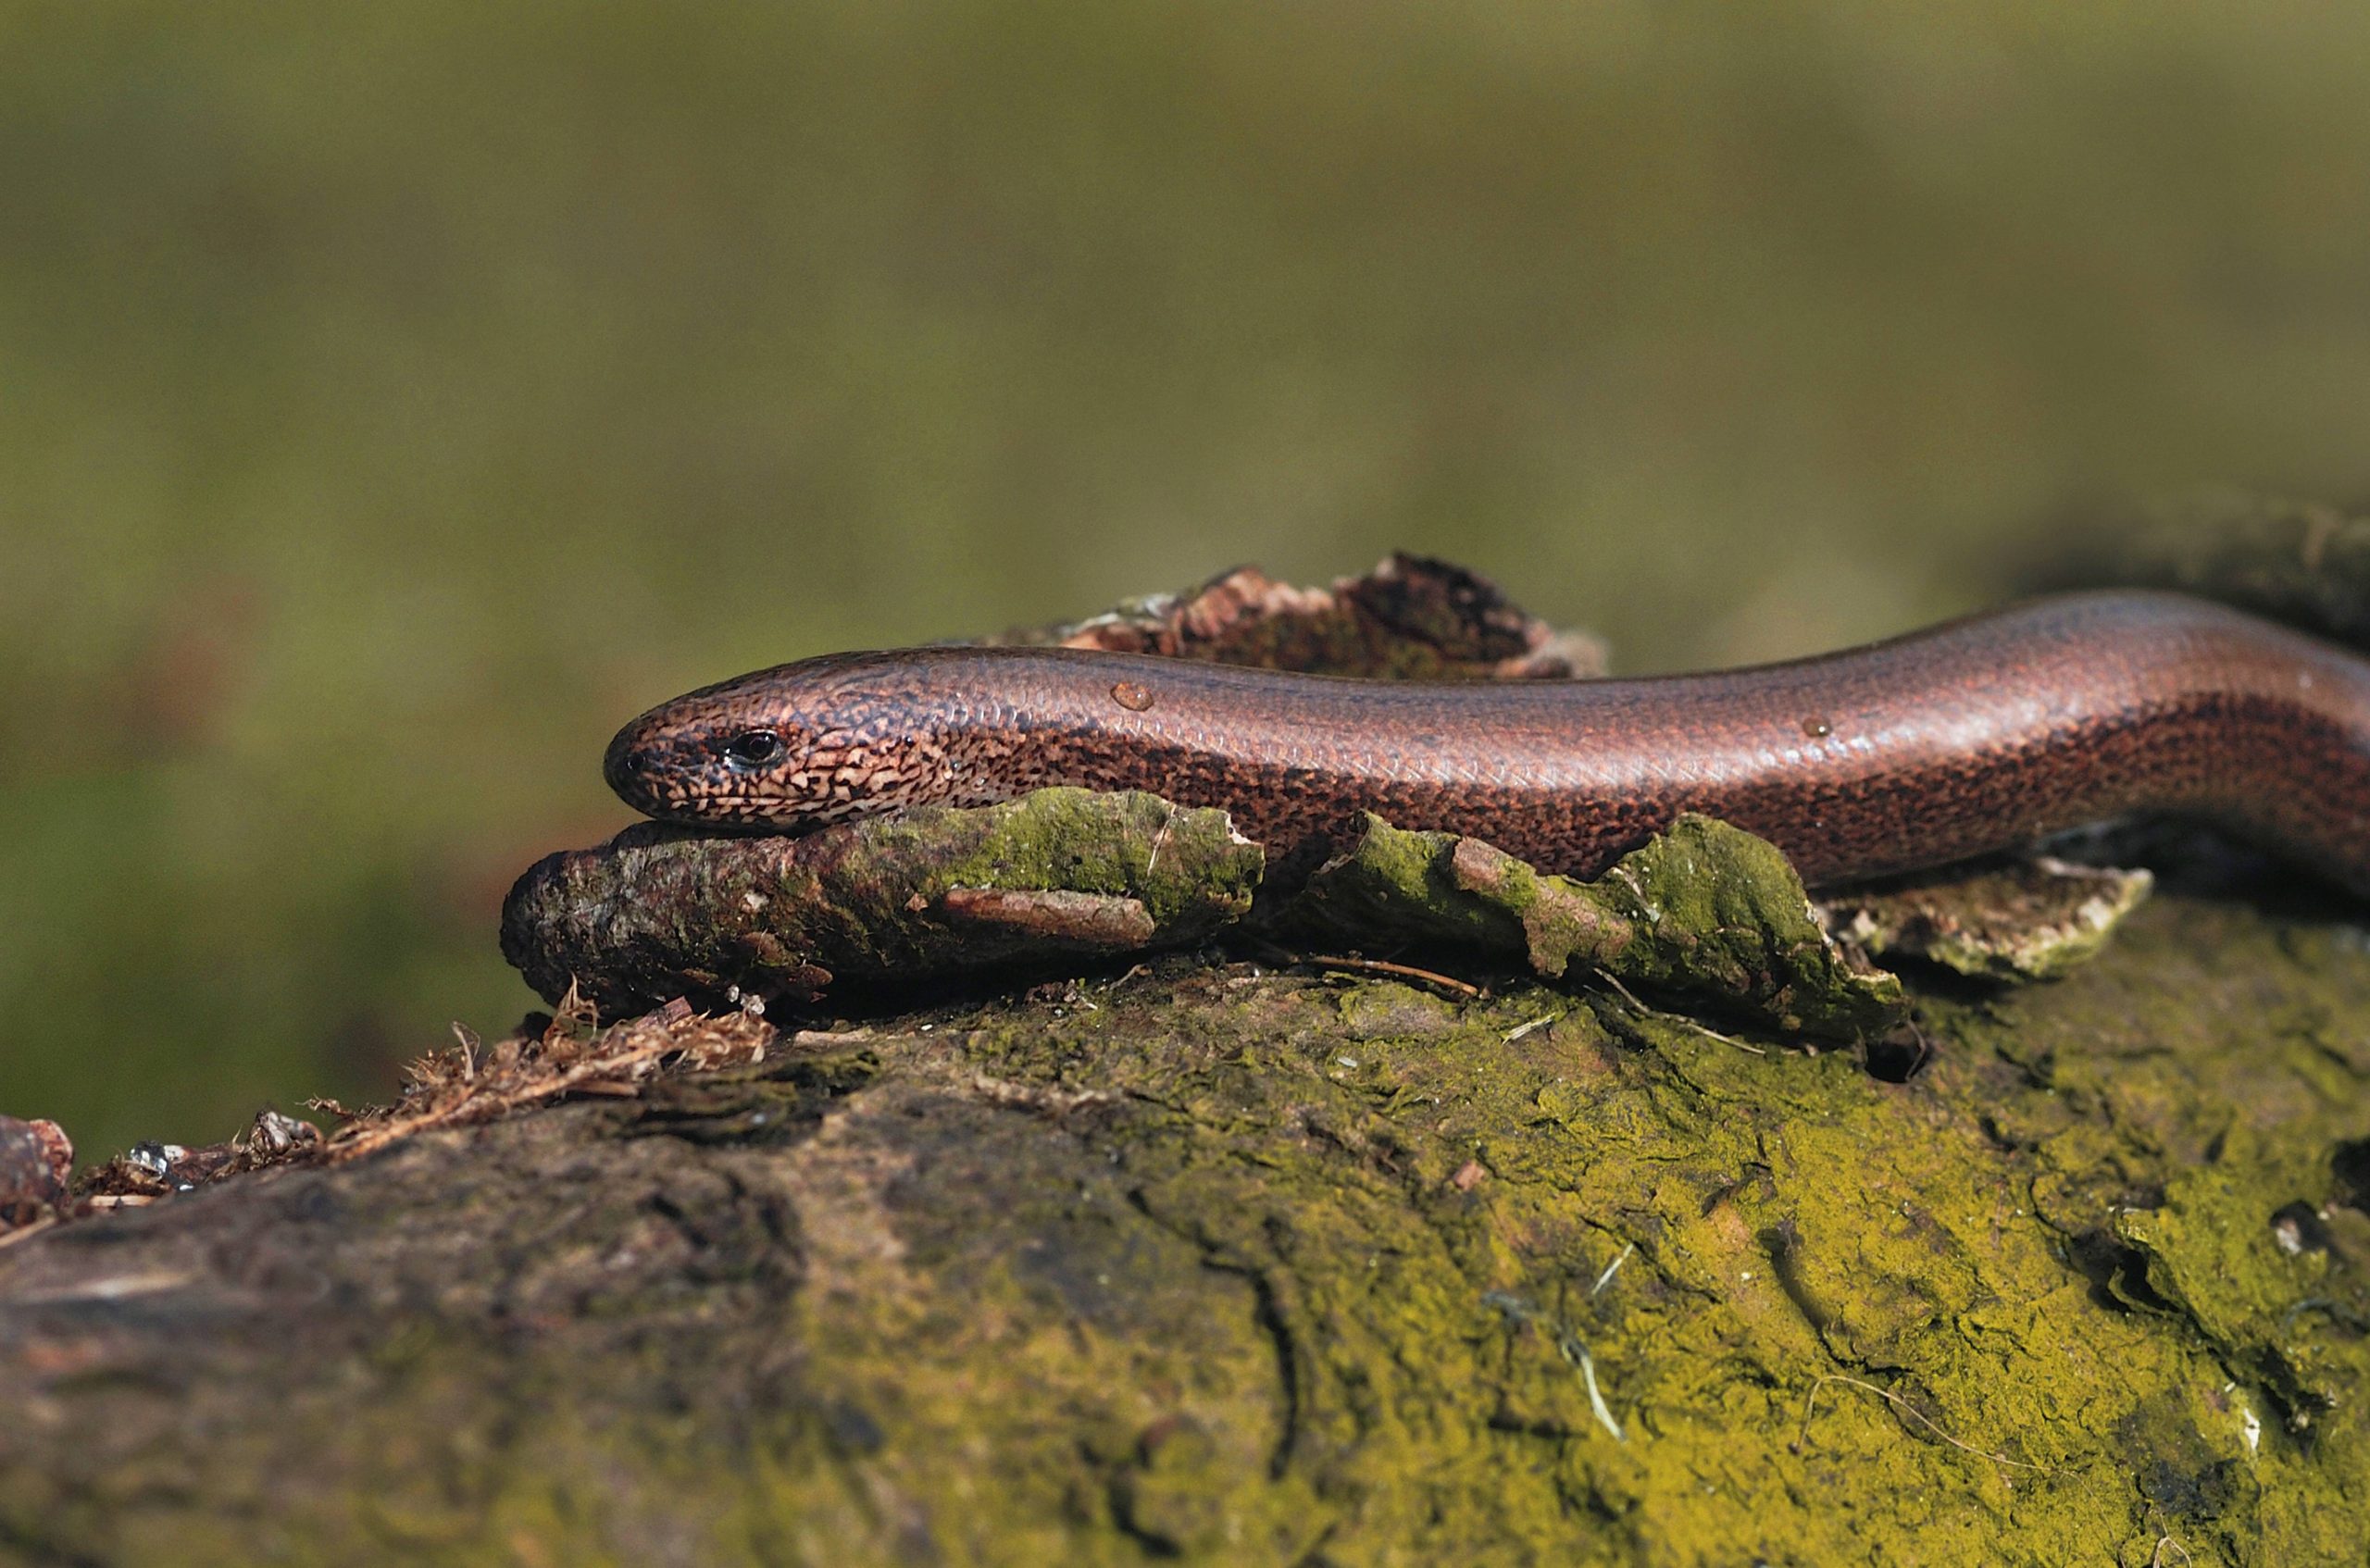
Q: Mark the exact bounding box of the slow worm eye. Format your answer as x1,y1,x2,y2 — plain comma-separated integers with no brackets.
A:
721,730,787,770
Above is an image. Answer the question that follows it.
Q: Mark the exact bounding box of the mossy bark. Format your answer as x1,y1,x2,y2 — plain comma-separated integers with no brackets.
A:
5,885,2370,1566
501,789,1265,1014
502,790,1906,1042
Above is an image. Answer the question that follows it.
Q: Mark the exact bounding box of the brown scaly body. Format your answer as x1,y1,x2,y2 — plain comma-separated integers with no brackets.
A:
604,590,2370,892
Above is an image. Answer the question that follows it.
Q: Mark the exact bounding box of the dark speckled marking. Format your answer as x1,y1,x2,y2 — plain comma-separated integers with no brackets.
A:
603,591,2370,893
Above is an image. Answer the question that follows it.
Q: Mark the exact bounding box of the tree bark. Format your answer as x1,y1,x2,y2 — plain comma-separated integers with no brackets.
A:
4,880,2368,1565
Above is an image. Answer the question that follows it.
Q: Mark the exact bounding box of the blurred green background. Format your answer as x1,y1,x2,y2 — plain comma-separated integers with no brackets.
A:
6,0,2370,1155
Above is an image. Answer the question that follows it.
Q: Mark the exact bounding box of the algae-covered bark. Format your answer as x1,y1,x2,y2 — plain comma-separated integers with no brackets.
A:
502,788,1263,1014
1289,812,1904,1039
503,790,1902,1042
5,887,2370,1565
1820,856,2156,982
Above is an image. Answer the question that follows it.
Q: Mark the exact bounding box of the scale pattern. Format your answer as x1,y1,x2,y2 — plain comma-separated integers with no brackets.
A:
604,591,2370,892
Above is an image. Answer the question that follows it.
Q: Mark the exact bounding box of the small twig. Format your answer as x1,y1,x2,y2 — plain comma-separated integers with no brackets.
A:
451,1021,482,1080
1145,806,1176,877
1798,1375,2048,1473
6,1269,195,1305
1685,1020,1767,1056
1483,1290,1626,1443
2150,1534,2192,1568
1594,972,1767,1054
565,1079,644,1099
326,1010,771,1164
1595,970,1651,1011
1890,1016,1934,1078
1299,952,1481,1000
1590,1242,1635,1297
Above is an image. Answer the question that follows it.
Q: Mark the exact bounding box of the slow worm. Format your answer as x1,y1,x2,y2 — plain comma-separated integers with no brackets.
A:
605,590,2370,891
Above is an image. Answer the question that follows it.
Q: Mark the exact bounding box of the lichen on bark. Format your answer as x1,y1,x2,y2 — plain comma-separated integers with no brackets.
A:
1821,855,2157,982
501,788,1263,1014
6,886,2370,1565
502,790,1905,1045
1285,811,1904,1039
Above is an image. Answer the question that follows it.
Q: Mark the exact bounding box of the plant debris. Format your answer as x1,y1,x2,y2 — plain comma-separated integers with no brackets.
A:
72,991,780,1207
314,987,776,1165
0,1117,72,1230
503,789,1262,1016
1286,811,1907,1040
1821,855,2155,981
1001,551,1607,679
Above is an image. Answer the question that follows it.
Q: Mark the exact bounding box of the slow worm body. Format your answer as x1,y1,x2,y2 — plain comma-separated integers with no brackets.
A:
605,590,2370,892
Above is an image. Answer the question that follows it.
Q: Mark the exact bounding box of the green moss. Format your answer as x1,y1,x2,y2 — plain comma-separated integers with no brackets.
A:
1590,815,1904,1037
2113,1124,2367,1434
1289,811,1904,1040
504,788,1263,1011
515,791,1915,1048
14,886,2370,1562
927,788,1264,927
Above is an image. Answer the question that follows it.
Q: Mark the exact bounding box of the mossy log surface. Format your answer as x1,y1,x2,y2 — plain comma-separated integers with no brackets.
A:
502,790,1904,1042
501,789,1266,1014
6,886,2370,1566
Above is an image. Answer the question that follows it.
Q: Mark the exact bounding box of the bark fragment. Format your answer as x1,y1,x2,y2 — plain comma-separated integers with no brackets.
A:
0,1118,71,1228
504,793,1903,1043
1287,811,1905,1040
1002,551,1607,678
1821,855,2156,981
501,789,1263,1015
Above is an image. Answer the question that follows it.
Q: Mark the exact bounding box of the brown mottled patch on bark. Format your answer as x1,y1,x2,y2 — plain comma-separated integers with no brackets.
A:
1000,552,1607,680
933,888,1158,948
